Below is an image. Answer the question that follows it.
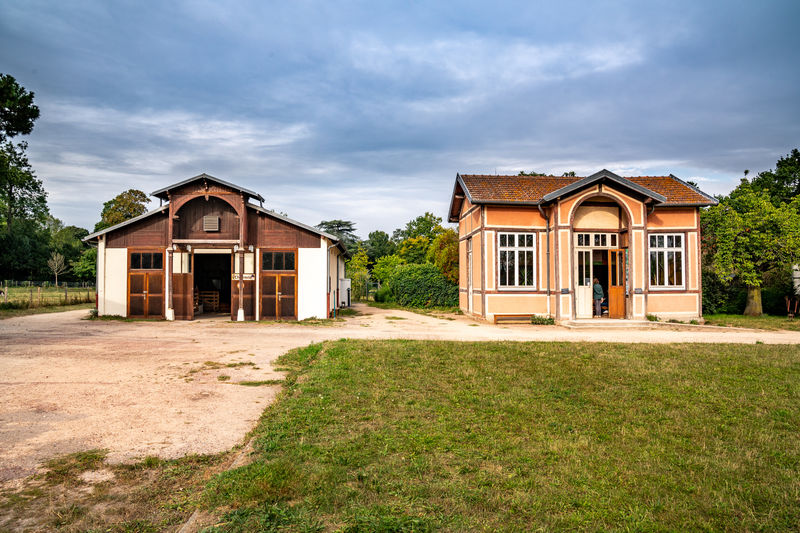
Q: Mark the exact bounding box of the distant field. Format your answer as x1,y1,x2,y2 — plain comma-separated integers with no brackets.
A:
2,285,95,307
202,340,800,531
1,285,96,318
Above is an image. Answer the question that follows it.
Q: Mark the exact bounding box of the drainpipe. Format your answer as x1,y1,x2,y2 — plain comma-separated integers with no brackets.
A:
538,204,552,317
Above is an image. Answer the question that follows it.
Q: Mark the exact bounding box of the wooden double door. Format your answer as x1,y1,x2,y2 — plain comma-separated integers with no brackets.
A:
575,248,626,319
261,274,297,320
128,271,164,318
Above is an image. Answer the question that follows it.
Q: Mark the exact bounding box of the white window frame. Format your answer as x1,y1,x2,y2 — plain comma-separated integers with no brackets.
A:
648,233,686,290
497,232,537,290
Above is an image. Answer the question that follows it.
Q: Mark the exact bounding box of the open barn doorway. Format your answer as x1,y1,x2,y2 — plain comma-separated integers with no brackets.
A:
193,252,232,316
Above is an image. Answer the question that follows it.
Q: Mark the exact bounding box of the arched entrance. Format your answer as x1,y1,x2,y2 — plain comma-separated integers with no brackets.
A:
571,196,631,319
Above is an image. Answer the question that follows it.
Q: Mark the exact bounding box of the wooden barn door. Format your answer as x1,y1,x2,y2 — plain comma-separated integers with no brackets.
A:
260,274,296,320
278,275,297,320
128,271,164,318
173,273,194,320
608,249,626,319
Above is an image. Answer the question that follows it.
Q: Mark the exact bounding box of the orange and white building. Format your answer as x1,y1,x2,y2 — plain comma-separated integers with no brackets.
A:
448,170,718,323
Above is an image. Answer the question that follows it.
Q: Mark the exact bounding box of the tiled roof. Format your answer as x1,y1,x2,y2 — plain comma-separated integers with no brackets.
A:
458,174,714,206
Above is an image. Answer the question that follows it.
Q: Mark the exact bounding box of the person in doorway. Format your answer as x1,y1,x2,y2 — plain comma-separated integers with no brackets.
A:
593,277,604,317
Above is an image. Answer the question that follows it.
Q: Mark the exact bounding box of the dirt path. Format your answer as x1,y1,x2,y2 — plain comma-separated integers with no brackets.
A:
1,304,797,484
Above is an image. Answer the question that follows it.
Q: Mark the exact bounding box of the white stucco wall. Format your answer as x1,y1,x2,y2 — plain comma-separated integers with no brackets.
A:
103,248,128,316
298,245,326,320
96,237,106,314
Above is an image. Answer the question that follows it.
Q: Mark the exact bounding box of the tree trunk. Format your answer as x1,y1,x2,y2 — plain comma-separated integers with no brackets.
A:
743,286,763,316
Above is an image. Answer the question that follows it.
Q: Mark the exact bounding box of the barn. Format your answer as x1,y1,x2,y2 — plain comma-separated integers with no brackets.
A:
84,173,347,321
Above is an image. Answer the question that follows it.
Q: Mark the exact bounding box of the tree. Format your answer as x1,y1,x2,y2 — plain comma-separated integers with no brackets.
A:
345,247,370,300
364,230,396,264
519,171,547,176
0,218,50,279
397,236,430,264
0,140,48,233
426,228,459,283
392,212,445,242
750,148,800,206
704,181,800,315
372,254,404,285
0,73,40,142
47,216,89,272
71,248,97,281
94,189,149,232
47,251,68,285
316,219,360,252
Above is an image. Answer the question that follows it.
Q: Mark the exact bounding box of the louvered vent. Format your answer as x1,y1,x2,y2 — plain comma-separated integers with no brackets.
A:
203,215,220,232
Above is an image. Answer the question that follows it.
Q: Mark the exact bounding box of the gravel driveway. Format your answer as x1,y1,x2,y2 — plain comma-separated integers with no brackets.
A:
1,305,797,484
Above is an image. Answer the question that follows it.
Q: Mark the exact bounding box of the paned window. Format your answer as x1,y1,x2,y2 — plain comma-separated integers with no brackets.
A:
649,234,684,288
262,251,296,271
498,233,536,288
576,232,618,248
130,252,163,270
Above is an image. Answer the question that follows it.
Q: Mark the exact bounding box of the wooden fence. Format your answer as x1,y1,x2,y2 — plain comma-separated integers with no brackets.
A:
1,282,96,309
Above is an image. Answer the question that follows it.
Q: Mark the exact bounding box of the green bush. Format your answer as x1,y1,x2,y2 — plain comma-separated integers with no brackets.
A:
530,315,555,325
374,284,393,303
389,263,458,308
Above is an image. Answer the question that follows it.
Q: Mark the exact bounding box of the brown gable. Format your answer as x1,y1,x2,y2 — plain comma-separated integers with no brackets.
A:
458,174,714,206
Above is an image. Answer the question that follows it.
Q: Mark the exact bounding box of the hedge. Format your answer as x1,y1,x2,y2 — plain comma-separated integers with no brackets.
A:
389,263,458,308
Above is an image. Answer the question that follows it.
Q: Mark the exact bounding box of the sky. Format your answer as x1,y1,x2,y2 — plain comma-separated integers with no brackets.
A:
1,0,799,237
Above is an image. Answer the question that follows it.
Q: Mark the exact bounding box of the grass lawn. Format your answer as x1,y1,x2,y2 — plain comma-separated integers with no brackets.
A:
704,313,800,331
202,340,800,532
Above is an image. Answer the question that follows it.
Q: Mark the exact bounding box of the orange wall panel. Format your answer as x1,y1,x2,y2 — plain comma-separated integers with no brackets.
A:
648,208,696,229
558,230,571,288
472,293,483,315
472,233,482,289
485,231,495,290
459,240,468,289
485,206,546,228
647,293,699,313
573,206,620,229
487,294,548,315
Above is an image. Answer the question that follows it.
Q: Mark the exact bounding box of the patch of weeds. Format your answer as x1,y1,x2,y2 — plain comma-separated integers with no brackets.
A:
668,319,683,324
238,380,284,387
646,314,660,322
385,315,407,320
141,456,163,468
226,361,256,368
44,449,108,484
690,319,700,325
337,308,360,317
531,315,555,325
51,503,87,528
345,507,434,532
468,323,479,327
218,375,231,381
